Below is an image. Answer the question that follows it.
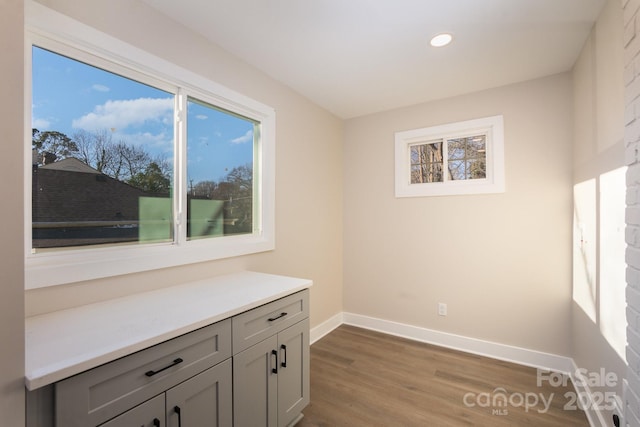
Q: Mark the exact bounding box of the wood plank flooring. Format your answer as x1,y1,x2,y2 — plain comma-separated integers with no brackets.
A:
299,325,589,426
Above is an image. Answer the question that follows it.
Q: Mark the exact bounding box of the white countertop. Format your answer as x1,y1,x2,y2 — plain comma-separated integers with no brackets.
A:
25,271,312,390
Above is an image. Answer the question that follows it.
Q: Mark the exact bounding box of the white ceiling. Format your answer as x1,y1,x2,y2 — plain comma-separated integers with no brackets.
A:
142,0,606,119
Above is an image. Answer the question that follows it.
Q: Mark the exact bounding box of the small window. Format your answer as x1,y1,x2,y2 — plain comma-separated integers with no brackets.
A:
395,116,504,197
409,134,486,184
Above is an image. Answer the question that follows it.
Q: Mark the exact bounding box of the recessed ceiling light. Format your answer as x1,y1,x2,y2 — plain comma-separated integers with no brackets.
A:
430,33,453,48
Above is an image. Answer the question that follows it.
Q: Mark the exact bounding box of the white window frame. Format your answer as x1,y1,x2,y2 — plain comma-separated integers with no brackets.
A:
394,115,505,197
24,1,276,289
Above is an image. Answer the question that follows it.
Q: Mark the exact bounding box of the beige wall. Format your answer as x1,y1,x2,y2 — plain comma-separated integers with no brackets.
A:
571,0,626,420
343,73,574,355
25,0,344,330
0,0,26,425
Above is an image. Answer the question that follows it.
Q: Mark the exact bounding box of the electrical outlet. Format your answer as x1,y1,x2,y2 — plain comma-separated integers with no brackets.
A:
438,303,447,316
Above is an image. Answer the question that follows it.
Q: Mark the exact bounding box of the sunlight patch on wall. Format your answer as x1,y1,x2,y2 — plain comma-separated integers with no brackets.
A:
573,178,597,322
599,166,627,361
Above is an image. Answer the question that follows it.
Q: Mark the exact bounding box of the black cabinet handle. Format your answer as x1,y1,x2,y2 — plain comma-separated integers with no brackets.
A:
174,406,182,427
280,344,287,368
271,349,278,374
268,312,287,322
145,358,184,377
153,418,160,427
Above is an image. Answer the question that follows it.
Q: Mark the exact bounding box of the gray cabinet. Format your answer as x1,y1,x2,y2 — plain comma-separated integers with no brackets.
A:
30,286,310,427
232,290,310,427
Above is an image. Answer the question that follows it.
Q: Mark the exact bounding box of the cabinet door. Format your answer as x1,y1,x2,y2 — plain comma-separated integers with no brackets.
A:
166,359,232,427
100,394,164,427
277,319,310,427
233,335,278,427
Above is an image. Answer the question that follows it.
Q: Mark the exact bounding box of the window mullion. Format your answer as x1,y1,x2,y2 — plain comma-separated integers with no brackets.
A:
484,130,492,181
252,122,261,235
175,89,188,245
443,137,450,183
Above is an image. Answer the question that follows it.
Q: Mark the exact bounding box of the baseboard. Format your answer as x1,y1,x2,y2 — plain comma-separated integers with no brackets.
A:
310,312,343,344
341,312,574,374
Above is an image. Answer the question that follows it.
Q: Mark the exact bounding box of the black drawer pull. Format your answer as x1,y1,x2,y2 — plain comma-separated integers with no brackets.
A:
268,312,287,322
145,358,184,377
271,349,278,374
174,406,182,427
153,418,161,427
280,344,287,368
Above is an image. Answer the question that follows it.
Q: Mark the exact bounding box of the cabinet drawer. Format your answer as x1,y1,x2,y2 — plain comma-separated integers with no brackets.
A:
56,319,231,427
232,289,309,354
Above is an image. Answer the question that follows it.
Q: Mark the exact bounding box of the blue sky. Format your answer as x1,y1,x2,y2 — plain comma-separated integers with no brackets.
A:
31,46,254,184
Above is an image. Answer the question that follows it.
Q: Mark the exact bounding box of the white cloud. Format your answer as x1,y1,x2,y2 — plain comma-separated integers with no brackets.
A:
115,131,174,154
230,129,253,144
72,97,173,131
195,114,208,120
32,117,51,129
92,84,110,92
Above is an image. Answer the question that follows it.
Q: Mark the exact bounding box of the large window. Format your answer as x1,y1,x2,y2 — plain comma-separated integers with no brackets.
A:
395,115,505,197
25,2,275,288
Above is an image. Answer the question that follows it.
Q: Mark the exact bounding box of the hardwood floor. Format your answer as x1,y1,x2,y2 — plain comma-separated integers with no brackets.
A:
299,325,589,426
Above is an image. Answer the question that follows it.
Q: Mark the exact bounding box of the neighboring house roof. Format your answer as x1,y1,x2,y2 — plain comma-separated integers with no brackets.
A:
39,157,101,174
32,161,146,223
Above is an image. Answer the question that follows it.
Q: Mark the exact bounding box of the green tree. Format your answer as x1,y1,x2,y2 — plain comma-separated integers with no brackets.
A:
128,162,171,193
32,129,78,164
